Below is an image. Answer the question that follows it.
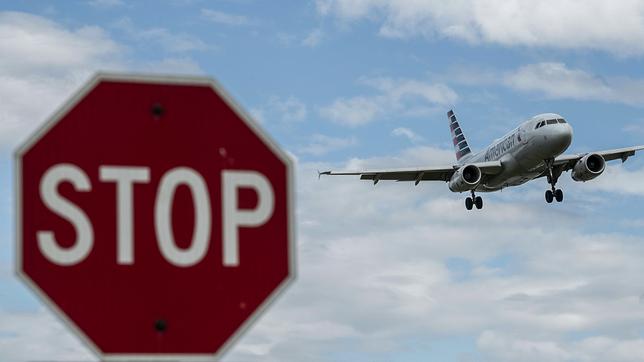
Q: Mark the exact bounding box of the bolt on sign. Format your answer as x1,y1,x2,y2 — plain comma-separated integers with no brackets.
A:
15,73,296,361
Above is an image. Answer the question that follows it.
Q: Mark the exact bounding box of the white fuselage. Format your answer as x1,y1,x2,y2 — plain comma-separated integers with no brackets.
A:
460,113,573,192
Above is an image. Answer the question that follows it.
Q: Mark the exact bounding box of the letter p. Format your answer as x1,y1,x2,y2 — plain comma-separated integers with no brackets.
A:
222,170,275,267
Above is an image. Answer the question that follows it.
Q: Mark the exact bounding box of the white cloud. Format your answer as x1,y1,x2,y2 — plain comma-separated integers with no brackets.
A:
254,96,308,124
299,134,357,156
302,28,324,47
269,96,308,122
0,309,97,362
477,330,569,362
449,62,644,106
392,127,423,143
0,12,120,75
201,9,252,26
114,17,207,53
319,77,457,127
341,146,455,170
319,96,382,126
503,62,644,106
317,0,644,56
0,11,123,149
582,164,644,196
363,77,458,106
478,331,644,362
505,62,613,100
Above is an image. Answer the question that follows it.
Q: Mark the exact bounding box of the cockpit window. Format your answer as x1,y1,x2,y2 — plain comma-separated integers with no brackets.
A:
535,118,565,129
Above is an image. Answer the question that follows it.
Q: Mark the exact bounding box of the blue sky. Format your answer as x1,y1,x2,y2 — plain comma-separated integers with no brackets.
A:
3,1,644,361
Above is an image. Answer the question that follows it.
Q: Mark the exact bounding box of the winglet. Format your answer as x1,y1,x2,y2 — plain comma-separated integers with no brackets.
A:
318,170,331,179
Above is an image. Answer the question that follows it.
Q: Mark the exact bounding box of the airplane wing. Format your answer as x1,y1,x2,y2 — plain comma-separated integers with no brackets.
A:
320,160,503,185
553,145,644,171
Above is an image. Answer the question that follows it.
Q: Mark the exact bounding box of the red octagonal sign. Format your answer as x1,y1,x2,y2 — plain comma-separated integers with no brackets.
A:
15,74,295,360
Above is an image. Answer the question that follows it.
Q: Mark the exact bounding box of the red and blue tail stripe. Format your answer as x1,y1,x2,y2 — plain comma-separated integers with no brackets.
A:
448,110,471,161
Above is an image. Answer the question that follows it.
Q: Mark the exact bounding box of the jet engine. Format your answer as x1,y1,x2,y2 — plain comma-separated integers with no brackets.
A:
571,153,605,182
449,164,482,192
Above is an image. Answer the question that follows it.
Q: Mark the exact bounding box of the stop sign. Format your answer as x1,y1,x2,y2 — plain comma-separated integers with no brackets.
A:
15,74,295,360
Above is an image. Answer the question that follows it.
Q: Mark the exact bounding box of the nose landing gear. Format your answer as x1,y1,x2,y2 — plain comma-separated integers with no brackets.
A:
545,189,563,203
465,190,483,210
544,158,564,203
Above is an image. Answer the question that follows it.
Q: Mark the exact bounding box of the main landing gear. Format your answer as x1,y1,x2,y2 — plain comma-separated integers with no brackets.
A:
465,190,483,210
544,158,564,204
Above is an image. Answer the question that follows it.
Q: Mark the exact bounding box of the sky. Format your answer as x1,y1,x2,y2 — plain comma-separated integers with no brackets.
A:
3,1,644,361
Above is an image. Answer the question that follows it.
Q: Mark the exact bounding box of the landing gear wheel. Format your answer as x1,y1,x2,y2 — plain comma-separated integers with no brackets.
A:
555,189,563,202
465,197,473,210
545,190,554,203
544,158,564,204
475,196,483,209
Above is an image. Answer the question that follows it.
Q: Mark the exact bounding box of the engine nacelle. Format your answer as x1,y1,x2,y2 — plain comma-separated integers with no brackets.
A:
449,164,482,192
571,153,605,182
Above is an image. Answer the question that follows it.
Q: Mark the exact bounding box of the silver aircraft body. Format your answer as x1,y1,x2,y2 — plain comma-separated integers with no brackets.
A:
321,110,644,210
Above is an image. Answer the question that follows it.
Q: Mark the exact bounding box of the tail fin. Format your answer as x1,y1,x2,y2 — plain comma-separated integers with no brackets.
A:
447,110,472,162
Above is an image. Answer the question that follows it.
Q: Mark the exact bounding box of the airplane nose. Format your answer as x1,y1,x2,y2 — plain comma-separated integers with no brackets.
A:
552,124,573,153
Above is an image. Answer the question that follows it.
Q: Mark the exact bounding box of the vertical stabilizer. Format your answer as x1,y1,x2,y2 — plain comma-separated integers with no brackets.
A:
447,110,472,162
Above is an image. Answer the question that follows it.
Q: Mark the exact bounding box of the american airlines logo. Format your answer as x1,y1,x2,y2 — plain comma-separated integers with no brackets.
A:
449,110,471,160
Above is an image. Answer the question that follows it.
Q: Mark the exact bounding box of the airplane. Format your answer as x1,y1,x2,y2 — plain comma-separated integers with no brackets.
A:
320,110,644,210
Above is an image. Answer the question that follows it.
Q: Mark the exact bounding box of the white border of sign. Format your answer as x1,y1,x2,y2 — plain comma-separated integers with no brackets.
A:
14,73,297,361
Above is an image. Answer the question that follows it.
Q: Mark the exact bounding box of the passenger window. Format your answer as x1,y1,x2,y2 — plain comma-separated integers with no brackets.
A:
557,118,566,123
547,119,557,125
